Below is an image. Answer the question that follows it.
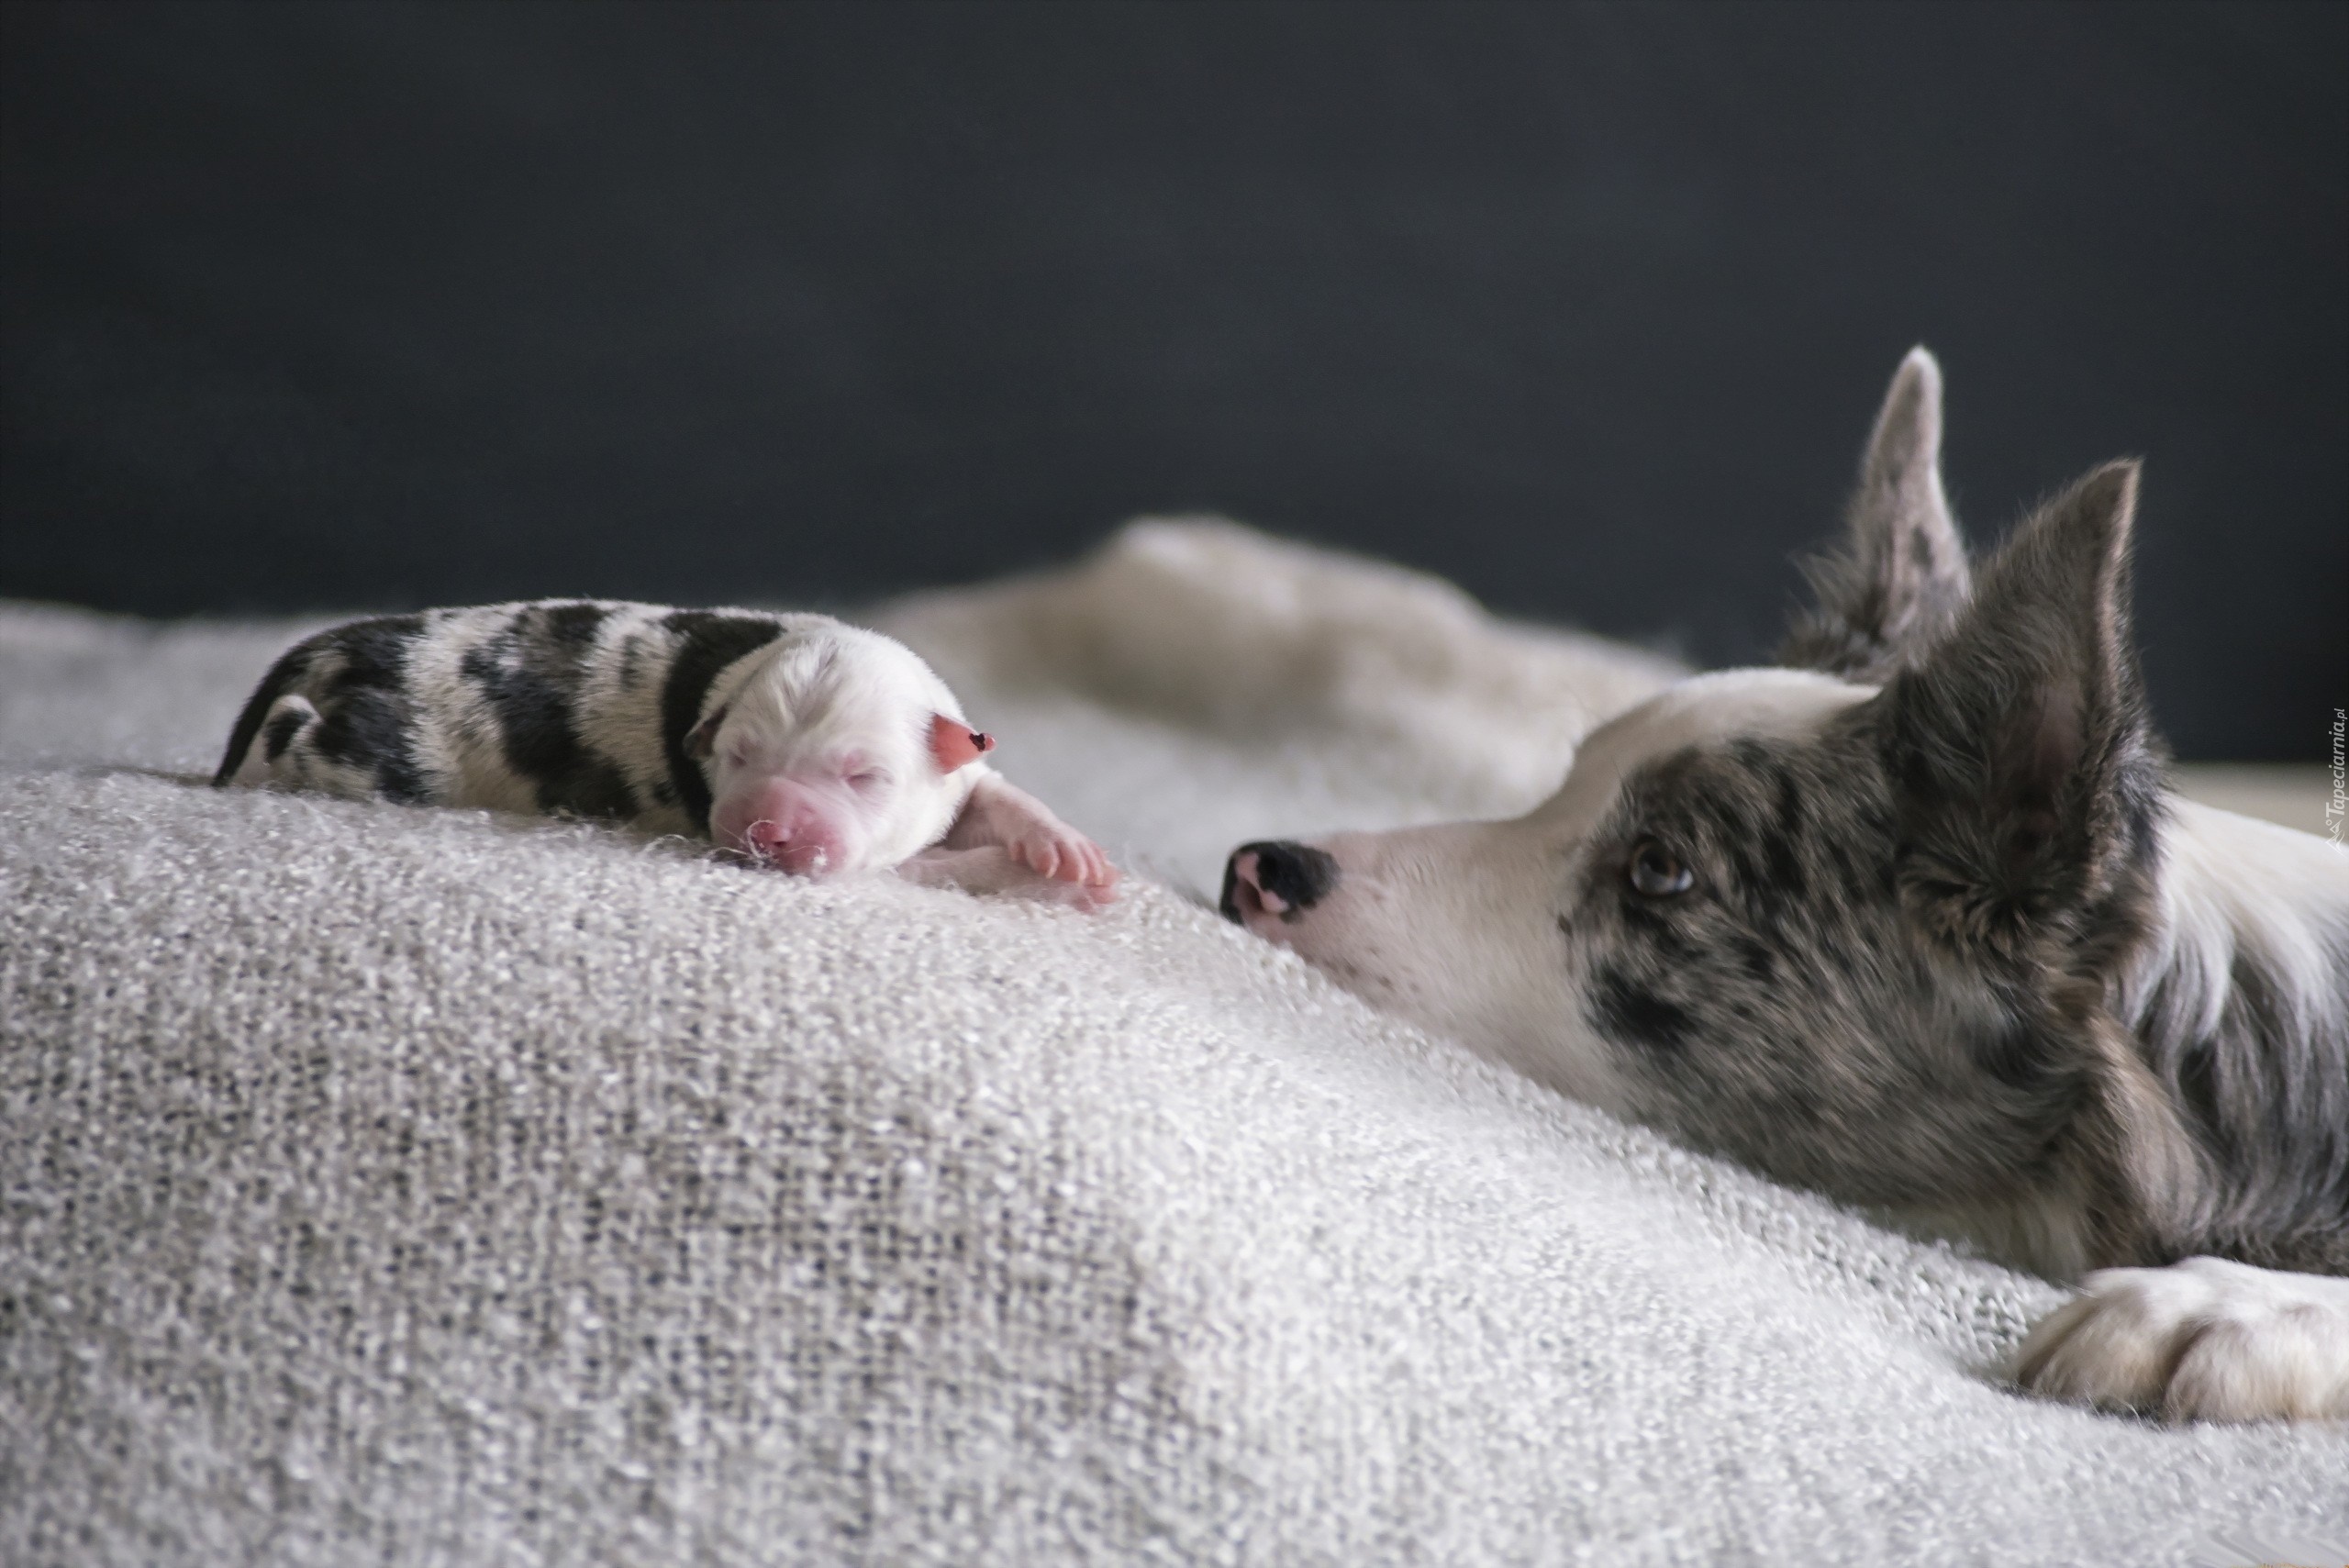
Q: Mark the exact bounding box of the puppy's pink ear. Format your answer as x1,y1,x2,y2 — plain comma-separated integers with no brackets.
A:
930,713,995,772
686,704,729,762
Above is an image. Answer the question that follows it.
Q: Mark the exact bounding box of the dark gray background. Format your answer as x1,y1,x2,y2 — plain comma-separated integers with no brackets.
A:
5,1,2343,759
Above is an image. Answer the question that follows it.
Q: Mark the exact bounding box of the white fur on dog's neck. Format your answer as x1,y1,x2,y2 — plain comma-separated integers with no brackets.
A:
2119,796,2349,1054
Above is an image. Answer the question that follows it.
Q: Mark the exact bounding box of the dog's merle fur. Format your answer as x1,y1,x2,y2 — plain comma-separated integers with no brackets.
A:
1222,350,2349,1418
1580,460,2210,1258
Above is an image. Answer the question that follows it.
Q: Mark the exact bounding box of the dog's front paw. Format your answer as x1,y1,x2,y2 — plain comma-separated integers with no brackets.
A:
2010,1257,2349,1422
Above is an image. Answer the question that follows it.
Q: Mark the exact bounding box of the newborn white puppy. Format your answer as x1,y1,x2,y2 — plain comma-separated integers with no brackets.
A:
215,600,1118,906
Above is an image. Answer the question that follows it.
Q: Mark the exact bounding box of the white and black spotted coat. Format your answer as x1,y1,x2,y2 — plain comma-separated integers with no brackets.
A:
214,601,841,838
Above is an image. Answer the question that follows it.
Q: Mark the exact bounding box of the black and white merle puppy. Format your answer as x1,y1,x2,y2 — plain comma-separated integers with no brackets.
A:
217,603,1118,906
1222,350,2349,1422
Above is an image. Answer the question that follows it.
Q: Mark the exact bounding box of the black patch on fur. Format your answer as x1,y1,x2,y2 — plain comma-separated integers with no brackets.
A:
2218,955,2295,1150
304,615,431,802
1765,764,1810,901
214,640,316,785
2175,1039,2222,1135
1589,964,1692,1053
659,611,785,832
1700,745,1813,911
462,603,640,820
1613,894,1695,961
261,706,307,762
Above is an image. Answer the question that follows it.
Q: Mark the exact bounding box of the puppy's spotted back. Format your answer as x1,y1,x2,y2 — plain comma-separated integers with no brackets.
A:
216,600,803,840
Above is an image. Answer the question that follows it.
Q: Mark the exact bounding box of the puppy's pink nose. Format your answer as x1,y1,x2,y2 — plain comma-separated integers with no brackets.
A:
743,814,832,876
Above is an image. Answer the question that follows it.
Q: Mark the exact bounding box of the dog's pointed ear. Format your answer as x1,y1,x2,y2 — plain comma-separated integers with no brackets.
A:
1781,348,1972,679
1880,460,2162,950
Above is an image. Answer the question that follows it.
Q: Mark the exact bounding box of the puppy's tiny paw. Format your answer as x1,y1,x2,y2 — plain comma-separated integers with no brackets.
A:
1011,826,1119,888
2010,1257,2349,1423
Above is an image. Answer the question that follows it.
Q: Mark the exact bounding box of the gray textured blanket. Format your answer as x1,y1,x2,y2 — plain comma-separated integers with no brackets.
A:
4,527,2343,1566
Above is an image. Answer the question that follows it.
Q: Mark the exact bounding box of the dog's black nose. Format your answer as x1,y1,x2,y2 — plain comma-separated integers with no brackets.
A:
1220,840,1341,924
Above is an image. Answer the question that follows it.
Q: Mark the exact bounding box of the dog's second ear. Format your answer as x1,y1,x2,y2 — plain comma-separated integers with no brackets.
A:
1879,460,2162,951
1781,347,1972,680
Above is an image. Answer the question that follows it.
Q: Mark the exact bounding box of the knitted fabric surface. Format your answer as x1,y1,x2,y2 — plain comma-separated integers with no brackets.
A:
4,524,2343,1566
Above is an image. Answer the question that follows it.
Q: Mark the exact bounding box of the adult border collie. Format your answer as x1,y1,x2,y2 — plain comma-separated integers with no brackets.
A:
1223,350,2349,1423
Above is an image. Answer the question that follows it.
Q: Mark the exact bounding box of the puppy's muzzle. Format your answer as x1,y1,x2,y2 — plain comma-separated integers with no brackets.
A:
1221,840,1341,925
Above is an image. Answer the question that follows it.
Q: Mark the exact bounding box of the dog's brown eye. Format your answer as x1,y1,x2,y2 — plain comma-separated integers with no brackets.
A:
1628,838,1694,897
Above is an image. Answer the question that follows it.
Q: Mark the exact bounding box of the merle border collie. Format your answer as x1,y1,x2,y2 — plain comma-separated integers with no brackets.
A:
1223,350,2349,1423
